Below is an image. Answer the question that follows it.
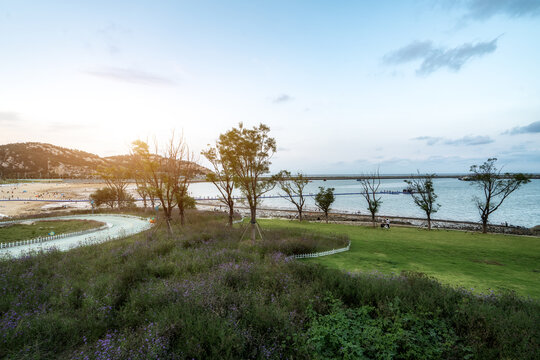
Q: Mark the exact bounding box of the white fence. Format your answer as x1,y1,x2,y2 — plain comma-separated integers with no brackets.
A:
287,242,351,260
0,223,111,249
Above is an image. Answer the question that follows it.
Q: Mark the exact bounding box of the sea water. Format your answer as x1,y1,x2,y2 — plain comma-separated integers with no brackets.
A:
189,178,540,228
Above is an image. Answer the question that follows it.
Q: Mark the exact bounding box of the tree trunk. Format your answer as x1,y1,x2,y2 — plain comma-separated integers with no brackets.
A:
250,206,257,242
143,196,147,209
371,213,376,227
228,206,234,226
298,209,303,222
427,214,431,230
179,205,185,226
325,211,328,223
165,214,173,236
482,218,488,233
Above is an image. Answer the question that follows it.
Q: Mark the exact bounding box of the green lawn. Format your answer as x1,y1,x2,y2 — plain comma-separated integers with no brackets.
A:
0,219,105,243
258,219,540,298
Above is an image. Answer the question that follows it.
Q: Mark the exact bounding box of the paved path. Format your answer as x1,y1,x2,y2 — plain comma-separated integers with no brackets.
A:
0,214,152,258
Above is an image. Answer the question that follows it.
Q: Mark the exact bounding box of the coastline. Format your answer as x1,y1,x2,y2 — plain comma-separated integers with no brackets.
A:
1,180,538,236
196,203,539,236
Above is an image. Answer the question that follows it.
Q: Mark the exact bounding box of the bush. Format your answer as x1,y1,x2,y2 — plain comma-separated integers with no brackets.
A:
305,294,472,359
257,229,349,256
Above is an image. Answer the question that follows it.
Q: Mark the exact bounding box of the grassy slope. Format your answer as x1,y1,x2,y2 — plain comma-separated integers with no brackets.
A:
1,212,538,359
258,219,540,298
0,220,105,243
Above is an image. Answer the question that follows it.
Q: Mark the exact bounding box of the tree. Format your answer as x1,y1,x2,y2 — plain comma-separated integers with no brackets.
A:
90,187,116,209
202,145,236,226
130,140,158,211
90,187,134,209
276,170,310,221
130,133,196,236
175,151,198,226
218,123,276,242
404,173,440,230
469,158,530,233
359,170,382,227
315,187,335,223
135,182,149,209
176,193,196,224
96,165,130,207
128,151,150,209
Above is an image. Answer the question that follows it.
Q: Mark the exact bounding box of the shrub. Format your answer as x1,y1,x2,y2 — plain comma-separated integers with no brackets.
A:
305,294,472,359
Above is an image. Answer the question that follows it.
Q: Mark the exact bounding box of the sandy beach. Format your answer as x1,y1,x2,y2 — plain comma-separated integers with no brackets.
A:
0,182,106,217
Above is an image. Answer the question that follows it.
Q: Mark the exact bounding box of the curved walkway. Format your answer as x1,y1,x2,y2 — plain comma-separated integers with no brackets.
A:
0,214,152,258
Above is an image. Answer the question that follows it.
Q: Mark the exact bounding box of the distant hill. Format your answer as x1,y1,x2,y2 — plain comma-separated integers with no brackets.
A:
0,142,209,179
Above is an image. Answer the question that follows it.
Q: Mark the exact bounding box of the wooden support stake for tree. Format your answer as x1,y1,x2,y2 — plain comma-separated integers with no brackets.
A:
256,222,264,240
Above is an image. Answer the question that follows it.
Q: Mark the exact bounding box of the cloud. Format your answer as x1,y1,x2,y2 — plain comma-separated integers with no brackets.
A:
462,0,540,20
383,41,434,64
383,37,498,75
273,94,293,103
96,22,131,55
84,67,176,86
444,135,494,145
412,136,443,145
504,121,540,135
0,111,21,123
414,135,494,146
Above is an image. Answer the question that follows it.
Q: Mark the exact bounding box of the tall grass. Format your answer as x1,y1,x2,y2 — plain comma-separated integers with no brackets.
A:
0,211,538,359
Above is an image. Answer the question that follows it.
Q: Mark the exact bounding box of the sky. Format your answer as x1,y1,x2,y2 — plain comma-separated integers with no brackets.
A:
1,0,539,174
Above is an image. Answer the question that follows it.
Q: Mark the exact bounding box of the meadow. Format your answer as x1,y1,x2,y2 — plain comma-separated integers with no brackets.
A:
0,211,538,359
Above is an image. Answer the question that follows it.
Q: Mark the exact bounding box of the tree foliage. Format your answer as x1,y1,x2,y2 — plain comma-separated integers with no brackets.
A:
90,187,134,209
469,158,530,233
218,123,276,241
276,170,310,221
404,173,440,230
90,187,116,208
128,149,152,209
96,165,130,207
130,133,197,235
315,186,335,223
202,144,236,226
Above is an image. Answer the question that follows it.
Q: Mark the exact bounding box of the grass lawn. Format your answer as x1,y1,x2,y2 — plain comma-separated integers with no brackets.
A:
258,219,540,299
0,219,105,243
